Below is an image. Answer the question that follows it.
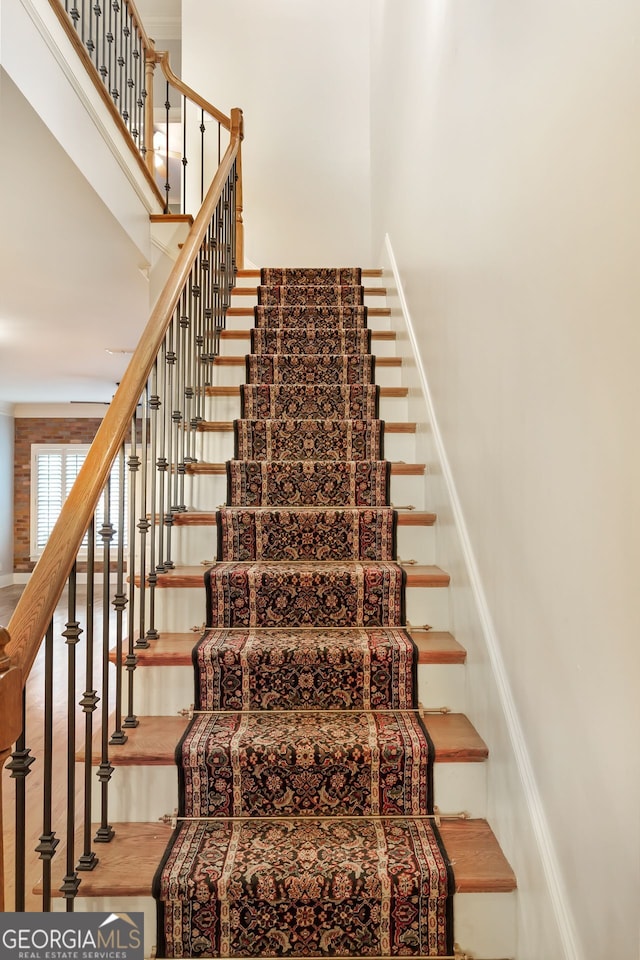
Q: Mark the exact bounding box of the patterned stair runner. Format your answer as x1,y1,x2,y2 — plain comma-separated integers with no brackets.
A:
154,268,454,958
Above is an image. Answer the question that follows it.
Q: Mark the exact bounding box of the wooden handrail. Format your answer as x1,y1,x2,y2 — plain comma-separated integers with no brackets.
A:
1,111,243,724
154,51,232,130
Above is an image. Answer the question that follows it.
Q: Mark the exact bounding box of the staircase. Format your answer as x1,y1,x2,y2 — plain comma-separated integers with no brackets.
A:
71,269,517,958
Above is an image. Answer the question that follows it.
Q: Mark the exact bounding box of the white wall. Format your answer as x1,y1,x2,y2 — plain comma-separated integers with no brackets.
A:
0,404,14,586
370,2,640,958
181,0,372,267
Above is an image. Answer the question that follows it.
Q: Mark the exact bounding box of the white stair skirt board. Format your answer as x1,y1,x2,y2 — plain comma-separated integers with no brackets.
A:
97,757,487,823
124,659,465,717
169,522,436,568
57,891,516,960
197,429,416,467
145,582,451,636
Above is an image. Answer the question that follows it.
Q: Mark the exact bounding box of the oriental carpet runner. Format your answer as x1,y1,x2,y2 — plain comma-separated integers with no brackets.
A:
153,267,454,957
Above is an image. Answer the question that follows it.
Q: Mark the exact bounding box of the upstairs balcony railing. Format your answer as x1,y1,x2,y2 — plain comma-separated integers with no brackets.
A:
0,0,243,912
54,0,235,217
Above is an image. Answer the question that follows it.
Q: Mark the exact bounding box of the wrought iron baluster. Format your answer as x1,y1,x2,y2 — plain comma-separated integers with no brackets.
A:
122,7,131,130
165,313,178,568
77,522,98,872
146,359,161,639
200,108,206,206
136,383,150,649
177,293,190,511
164,79,171,211
111,0,120,106
8,689,35,910
182,95,188,215
110,445,128,744
61,564,82,909
95,483,115,844
124,414,139,727
35,621,60,907
155,341,169,575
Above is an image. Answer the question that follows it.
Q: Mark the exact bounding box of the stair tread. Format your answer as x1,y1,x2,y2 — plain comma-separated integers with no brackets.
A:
137,563,450,588
35,818,514,898
228,306,392,317
231,286,387,297
213,355,402,366
78,712,485,765
172,509,436,526
205,385,408,397
220,329,396,341
198,420,415,432
111,629,465,668
186,461,426,475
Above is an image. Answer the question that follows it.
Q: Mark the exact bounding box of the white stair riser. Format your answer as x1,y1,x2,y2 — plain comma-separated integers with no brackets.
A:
169,521,436,567
225,314,393,333
96,757,486,822
209,362,404,389
146,584,450,635
197,430,416,465
182,470,427,512
217,337,397,359
58,891,516,960
202,393,409,422
123,660,465,717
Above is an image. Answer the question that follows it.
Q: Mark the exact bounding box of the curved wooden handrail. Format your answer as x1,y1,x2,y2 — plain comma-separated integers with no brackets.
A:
3,110,243,710
154,50,232,130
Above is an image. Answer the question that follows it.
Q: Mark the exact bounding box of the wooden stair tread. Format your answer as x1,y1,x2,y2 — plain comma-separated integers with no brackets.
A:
78,713,486,766
220,329,396,341
136,564,450,589
111,630,465,668
227,306,391,317
232,286,387,297
236,269,384,279
186,461,426,476
35,818,514,898
412,630,466,664
204,385,408,397
197,420,415,432
172,510,436,526
439,819,517,892
213,355,402,367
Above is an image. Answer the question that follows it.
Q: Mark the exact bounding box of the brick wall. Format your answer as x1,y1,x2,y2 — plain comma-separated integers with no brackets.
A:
14,419,102,573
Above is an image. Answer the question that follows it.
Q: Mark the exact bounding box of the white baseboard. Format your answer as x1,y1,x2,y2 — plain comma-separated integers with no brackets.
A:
382,232,581,960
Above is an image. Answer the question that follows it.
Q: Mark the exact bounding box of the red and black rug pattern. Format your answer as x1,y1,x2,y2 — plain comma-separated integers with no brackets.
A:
154,268,453,957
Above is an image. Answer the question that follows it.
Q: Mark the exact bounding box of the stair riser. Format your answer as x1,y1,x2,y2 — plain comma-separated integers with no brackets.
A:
209,362,404,389
145,584,451,634
125,660,465,716
197,430,416,465
183,470,427,512
217,337,398,359
55,891,516,960
168,522,436,566
95,756,487,822
225,313,393,333
202,393,409,421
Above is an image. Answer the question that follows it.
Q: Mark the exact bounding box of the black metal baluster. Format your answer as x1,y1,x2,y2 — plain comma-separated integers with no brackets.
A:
86,0,95,60
177,293,190,511
8,689,34,910
94,482,115,844
218,119,221,166
110,445,128,744
151,344,166,583
182,95,188,215
35,622,60,907
165,314,178,568
164,79,171,211
124,414,139,727
122,7,131,132
77,522,98,873
200,109,206,205
133,30,142,147
146,359,161,639
106,0,113,94
61,564,82,909
111,0,120,107
136,383,150,649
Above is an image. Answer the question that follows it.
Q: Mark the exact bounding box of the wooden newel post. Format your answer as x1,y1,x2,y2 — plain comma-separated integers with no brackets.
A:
144,39,157,177
0,626,24,911
231,107,245,270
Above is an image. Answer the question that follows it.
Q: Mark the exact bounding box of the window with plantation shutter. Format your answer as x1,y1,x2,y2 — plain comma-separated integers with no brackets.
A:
31,445,128,558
